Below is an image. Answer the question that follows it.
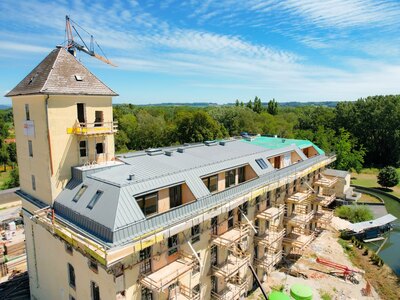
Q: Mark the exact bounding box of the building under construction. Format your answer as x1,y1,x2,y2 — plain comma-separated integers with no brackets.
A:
6,47,343,300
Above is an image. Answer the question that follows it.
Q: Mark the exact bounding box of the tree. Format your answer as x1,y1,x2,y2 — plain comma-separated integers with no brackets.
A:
7,143,17,165
0,144,9,171
235,99,240,107
267,99,278,115
2,167,19,189
377,166,399,188
334,205,373,223
333,128,365,173
246,100,253,110
253,96,263,114
175,111,226,143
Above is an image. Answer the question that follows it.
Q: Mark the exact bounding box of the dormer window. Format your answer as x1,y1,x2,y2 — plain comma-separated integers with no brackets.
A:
73,185,87,202
87,190,103,209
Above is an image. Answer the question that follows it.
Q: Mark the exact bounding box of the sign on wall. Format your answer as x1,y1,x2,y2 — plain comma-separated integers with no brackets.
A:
23,120,35,137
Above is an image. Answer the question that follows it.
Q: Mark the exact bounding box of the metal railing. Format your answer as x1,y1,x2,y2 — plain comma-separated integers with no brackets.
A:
67,121,118,135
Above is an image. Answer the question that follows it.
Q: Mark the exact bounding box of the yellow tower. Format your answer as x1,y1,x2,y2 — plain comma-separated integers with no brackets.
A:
6,47,118,208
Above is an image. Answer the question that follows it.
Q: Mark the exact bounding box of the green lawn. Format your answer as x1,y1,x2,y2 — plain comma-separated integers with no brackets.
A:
351,168,400,198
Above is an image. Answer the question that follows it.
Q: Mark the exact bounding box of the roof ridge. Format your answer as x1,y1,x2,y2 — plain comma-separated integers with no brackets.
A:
40,47,63,93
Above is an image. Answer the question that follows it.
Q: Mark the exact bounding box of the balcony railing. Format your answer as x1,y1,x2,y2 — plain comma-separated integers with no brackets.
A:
67,121,118,135
254,250,283,270
313,209,334,224
314,176,338,188
255,228,285,248
283,232,315,250
212,223,250,249
177,283,201,300
140,251,195,292
285,210,314,226
314,193,336,207
212,252,250,279
256,204,285,220
211,277,248,300
286,191,315,204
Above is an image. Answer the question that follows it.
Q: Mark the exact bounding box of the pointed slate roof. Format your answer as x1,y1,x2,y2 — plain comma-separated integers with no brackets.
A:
6,47,118,97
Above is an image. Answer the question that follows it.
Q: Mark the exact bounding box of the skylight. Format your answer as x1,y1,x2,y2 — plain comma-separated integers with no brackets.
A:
74,75,83,81
255,158,268,170
87,190,103,209
72,185,87,202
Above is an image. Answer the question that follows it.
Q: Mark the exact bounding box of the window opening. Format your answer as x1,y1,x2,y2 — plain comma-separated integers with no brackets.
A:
87,190,103,209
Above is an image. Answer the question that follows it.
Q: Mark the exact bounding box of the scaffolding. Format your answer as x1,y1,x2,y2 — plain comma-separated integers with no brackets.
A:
256,204,285,221
314,176,338,188
211,275,249,300
254,250,283,271
140,251,195,293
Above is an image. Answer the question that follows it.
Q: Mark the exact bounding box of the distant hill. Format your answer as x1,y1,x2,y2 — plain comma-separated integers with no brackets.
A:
277,101,338,107
0,105,11,110
116,101,339,107
115,102,219,107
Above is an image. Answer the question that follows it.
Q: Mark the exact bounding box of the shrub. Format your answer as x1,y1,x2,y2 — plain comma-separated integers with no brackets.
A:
378,166,399,188
334,205,373,223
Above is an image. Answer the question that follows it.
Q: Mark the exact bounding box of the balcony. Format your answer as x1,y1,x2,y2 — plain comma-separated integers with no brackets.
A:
313,209,334,224
67,121,118,135
254,250,283,270
174,283,201,300
212,224,250,249
283,232,315,250
140,252,195,292
314,193,336,207
285,210,314,226
255,228,285,249
211,278,248,300
314,176,338,188
212,252,250,280
287,191,315,204
256,204,285,221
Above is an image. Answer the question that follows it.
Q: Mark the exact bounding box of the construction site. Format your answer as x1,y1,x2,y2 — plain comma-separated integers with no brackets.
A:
2,16,397,300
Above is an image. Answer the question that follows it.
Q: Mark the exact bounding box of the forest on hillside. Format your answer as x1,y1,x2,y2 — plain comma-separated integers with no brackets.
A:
114,95,400,171
0,95,399,190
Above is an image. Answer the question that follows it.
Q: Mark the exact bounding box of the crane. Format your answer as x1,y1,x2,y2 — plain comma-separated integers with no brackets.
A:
64,15,116,67
316,257,363,284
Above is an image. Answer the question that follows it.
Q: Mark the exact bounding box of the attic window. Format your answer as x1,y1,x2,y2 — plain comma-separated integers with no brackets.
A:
73,185,87,202
255,158,268,170
87,190,103,209
75,75,83,81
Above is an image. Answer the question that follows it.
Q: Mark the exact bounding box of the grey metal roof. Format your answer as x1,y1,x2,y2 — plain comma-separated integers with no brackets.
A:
347,214,397,233
54,140,327,244
5,47,117,97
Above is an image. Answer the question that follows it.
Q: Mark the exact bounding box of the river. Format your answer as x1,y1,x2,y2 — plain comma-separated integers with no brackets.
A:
358,190,400,276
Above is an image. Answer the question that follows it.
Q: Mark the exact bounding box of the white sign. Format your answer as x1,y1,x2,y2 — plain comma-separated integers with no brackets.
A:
23,120,35,137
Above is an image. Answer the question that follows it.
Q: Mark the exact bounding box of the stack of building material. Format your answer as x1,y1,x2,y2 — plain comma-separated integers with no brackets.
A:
4,240,26,257
5,255,27,274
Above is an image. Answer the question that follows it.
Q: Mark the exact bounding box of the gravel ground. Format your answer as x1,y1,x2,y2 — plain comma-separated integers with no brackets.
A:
253,230,380,300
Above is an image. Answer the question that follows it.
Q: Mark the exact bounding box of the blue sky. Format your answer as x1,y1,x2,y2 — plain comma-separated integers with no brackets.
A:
1,0,400,105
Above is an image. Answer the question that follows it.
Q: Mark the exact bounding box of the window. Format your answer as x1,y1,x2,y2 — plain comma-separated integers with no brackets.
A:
169,185,182,209
210,216,218,235
89,260,98,273
193,284,200,295
31,175,36,191
79,140,87,157
25,104,30,120
77,103,85,124
28,140,33,157
255,196,261,211
65,243,73,254
168,234,178,255
141,287,153,300
211,246,217,267
255,158,268,169
228,210,234,229
240,201,248,216
192,253,200,275
94,111,104,127
90,281,100,300
68,263,75,288
96,142,104,154
87,190,103,209
202,175,218,193
136,192,158,217
191,225,200,243
225,169,236,188
139,246,151,274
73,185,87,202
238,166,246,183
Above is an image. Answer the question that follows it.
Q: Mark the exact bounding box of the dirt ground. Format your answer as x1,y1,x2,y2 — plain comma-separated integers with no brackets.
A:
250,230,381,300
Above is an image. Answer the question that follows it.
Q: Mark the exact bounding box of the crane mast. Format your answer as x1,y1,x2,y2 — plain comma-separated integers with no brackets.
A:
65,15,116,67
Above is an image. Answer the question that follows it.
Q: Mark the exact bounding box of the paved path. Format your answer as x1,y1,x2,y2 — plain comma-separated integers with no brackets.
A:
366,205,388,218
